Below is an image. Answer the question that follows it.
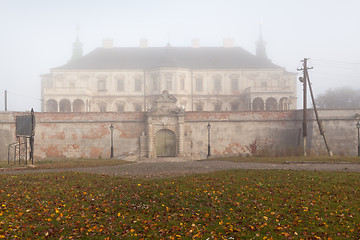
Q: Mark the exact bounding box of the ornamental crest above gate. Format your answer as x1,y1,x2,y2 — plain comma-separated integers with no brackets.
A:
148,90,184,115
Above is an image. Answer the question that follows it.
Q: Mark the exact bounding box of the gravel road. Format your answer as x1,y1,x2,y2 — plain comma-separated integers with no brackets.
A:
1,159,360,178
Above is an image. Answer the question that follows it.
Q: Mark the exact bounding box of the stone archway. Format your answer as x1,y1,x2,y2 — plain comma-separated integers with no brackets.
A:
155,129,176,157
46,99,58,112
266,97,277,111
73,99,85,112
252,97,264,111
59,99,71,112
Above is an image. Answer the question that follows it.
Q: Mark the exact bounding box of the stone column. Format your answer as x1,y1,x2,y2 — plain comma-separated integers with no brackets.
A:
146,119,155,158
139,132,147,158
177,115,185,156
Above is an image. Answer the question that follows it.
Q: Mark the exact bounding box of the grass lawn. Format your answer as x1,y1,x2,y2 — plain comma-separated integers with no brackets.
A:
0,170,359,239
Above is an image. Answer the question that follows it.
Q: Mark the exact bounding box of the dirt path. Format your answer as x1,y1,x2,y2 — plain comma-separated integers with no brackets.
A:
1,159,360,178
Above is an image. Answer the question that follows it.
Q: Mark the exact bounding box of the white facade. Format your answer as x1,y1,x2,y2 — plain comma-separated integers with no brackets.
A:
41,40,297,112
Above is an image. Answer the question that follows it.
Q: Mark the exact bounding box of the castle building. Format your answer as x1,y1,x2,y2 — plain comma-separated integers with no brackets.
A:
41,36,297,113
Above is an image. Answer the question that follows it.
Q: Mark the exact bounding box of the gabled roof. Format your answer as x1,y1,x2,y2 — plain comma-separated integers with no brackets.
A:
55,46,282,70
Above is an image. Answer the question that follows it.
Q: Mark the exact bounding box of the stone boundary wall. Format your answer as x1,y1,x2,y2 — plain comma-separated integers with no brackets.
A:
0,112,146,160
183,111,300,158
0,109,359,160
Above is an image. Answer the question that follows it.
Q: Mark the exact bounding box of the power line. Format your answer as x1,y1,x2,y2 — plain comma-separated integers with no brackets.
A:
6,91,42,102
311,59,360,65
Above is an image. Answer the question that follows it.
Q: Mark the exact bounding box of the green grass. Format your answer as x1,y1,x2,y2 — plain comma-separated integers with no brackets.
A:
0,170,359,239
0,158,130,169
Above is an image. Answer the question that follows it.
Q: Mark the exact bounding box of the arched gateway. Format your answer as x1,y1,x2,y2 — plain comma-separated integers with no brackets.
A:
156,129,176,157
142,90,185,158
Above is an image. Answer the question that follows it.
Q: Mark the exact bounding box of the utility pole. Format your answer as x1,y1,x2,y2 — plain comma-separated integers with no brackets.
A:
305,67,333,156
298,58,333,156
5,90,7,111
297,58,312,156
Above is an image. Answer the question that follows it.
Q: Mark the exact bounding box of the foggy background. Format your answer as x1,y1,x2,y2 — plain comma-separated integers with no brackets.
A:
1,0,359,112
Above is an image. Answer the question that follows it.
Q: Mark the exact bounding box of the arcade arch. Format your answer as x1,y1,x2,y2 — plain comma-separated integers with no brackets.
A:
252,97,264,111
46,99,58,112
59,99,71,112
73,99,85,112
266,97,277,110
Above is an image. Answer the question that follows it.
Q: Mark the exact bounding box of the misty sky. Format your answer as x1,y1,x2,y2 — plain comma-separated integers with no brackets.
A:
1,0,359,111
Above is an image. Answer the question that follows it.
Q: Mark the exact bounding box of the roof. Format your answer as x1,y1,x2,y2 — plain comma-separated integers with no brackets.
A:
55,46,282,70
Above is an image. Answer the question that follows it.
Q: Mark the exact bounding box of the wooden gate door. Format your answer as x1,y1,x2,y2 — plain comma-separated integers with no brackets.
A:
156,129,176,157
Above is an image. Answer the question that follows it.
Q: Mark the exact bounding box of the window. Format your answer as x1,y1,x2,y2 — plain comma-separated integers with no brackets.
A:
214,78,222,91
261,82,267,88
152,75,158,91
196,78,203,91
117,79,124,91
134,104,142,112
97,79,106,91
231,102,240,111
180,77,185,91
69,82,75,88
117,105,124,112
135,78,142,92
99,105,106,112
214,102,222,111
179,74,185,91
195,103,203,111
166,75,172,90
231,78,238,91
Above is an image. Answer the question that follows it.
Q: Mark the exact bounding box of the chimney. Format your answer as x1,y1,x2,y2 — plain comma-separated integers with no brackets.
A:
102,39,114,48
192,39,200,48
140,39,148,48
223,38,234,48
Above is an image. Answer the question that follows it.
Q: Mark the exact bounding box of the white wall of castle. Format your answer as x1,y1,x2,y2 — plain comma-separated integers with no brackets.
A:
41,67,297,113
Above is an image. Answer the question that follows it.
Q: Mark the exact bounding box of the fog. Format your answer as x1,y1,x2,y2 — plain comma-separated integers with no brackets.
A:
1,0,359,111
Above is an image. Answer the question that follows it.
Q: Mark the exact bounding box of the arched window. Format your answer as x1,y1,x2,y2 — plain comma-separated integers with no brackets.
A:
99,105,107,112
195,103,203,111
214,101,222,111
252,97,264,111
73,99,85,112
266,97,277,111
59,99,71,112
133,103,142,112
46,99,58,112
116,101,125,112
